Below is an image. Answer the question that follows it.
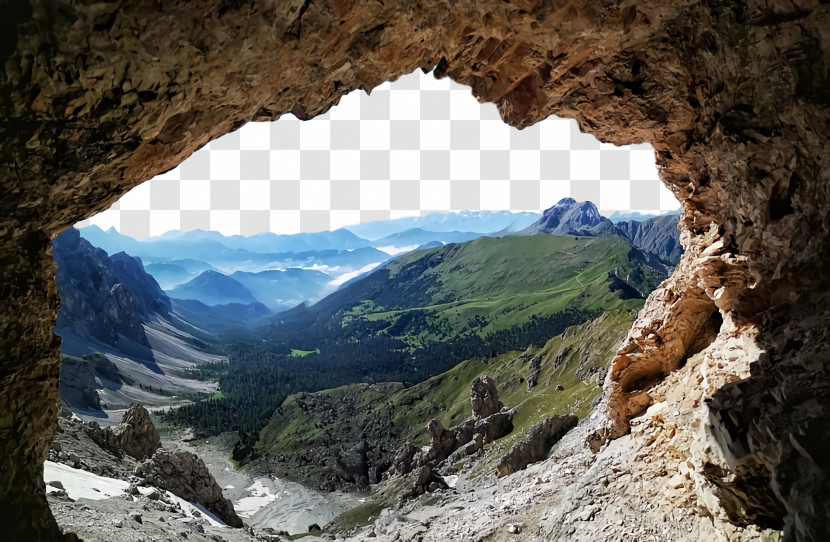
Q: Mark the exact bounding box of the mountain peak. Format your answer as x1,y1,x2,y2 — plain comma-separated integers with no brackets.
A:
521,199,607,236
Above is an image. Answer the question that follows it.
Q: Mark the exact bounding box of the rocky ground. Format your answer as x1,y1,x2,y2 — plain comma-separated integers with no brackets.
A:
48,317,787,541
326,317,785,541
47,406,361,541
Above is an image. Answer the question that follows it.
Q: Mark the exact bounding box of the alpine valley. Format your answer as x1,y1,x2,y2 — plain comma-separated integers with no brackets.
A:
49,199,682,539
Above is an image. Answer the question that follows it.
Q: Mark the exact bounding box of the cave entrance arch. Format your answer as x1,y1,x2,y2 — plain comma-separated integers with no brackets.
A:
2,1,828,539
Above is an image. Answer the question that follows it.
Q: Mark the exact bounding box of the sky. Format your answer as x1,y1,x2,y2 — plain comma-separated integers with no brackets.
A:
77,70,679,239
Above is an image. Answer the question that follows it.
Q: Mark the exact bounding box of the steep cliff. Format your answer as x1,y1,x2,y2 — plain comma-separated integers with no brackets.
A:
615,214,683,265
53,227,171,349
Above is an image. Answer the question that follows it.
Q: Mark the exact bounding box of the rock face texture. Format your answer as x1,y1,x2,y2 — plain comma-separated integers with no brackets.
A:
53,228,171,348
111,403,162,461
496,415,578,477
84,404,161,461
470,375,503,419
135,449,244,528
615,214,683,265
393,377,514,480
520,198,607,236
1,0,828,539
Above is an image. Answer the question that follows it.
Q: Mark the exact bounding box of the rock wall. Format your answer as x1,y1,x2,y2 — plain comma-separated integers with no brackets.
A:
1,0,828,539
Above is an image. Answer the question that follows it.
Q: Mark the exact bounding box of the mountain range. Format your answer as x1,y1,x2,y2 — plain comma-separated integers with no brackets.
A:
52,228,228,412
59,200,682,427
77,201,681,324
518,198,682,265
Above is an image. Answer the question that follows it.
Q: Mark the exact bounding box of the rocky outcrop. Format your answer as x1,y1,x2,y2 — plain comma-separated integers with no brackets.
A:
136,449,244,528
49,416,141,481
60,352,132,410
59,355,103,411
53,228,171,349
393,378,514,483
84,404,160,461
616,214,683,265
1,0,829,538
112,404,161,461
470,375,502,419
521,199,682,266
496,415,577,478
520,199,607,236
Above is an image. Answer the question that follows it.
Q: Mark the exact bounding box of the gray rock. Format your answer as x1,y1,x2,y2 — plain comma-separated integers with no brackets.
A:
136,449,243,528
497,415,578,477
470,375,502,419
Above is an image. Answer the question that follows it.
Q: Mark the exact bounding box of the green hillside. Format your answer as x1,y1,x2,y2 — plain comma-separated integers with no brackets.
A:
255,309,637,493
262,233,664,357
166,233,666,458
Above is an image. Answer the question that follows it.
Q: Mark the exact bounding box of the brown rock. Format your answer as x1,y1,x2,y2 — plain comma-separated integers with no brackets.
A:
85,403,160,461
112,404,161,461
470,375,502,419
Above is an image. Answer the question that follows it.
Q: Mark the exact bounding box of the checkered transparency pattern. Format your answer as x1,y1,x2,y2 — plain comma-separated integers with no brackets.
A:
78,70,678,239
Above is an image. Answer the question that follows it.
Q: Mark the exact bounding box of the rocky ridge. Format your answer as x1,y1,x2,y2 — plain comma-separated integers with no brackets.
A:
53,228,171,349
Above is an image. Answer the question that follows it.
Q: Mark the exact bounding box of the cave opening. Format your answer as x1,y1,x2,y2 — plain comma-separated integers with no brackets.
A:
2,1,829,540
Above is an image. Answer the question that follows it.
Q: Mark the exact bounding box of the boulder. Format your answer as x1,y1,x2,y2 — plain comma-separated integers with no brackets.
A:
470,375,502,419
335,437,370,489
393,442,419,476
413,465,448,494
84,404,159,461
416,419,457,465
112,404,161,460
497,415,577,477
136,449,243,528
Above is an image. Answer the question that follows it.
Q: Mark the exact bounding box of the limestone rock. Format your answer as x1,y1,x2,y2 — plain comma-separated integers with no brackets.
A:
393,442,419,476
497,415,578,477
393,377,514,478
111,404,161,461
470,375,502,419
83,404,159,461
135,449,243,528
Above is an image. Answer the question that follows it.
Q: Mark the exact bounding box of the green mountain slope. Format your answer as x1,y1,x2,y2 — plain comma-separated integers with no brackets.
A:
254,309,637,492
166,233,666,457
261,233,665,361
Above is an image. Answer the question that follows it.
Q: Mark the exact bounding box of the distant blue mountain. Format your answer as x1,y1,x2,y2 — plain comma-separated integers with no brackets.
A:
230,268,335,312
77,225,147,257
345,210,540,240
151,228,372,253
607,208,681,223
167,271,258,306
144,260,222,290
371,228,483,250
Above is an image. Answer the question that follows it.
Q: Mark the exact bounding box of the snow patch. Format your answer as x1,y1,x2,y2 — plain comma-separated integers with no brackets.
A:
44,461,226,528
44,461,129,501
235,479,278,518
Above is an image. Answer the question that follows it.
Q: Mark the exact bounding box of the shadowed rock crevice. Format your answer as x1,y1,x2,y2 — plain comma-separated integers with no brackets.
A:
1,0,829,539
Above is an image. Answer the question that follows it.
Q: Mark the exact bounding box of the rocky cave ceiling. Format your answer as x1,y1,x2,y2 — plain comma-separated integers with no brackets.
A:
1,0,828,539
